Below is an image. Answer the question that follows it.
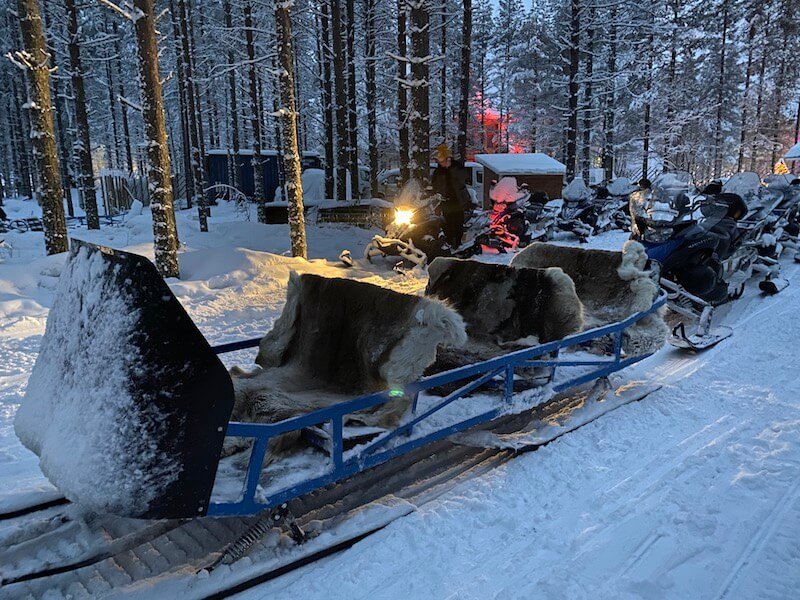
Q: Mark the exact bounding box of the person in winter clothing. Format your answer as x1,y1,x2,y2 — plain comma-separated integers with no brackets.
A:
431,143,471,247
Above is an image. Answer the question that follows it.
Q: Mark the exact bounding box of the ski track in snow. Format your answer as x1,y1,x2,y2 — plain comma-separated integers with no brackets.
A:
1,198,800,598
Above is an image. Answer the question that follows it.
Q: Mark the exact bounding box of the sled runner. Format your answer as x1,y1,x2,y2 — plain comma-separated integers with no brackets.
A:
14,241,666,526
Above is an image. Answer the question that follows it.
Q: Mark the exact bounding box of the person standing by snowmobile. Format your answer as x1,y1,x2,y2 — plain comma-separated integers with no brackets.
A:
431,143,471,247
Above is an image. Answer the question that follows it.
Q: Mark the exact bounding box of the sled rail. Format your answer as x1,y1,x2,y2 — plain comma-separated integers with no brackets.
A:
208,290,667,517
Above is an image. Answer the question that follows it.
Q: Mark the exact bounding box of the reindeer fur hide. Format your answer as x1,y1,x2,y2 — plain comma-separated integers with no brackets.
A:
511,241,667,355
424,258,584,373
229,273,467,451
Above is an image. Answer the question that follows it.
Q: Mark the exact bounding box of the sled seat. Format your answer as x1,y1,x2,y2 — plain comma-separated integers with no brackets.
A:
228,273,467,457
510,241,667,355
423,257,584,377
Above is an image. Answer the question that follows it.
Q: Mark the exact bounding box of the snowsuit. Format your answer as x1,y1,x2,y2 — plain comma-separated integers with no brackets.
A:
431,160,471,247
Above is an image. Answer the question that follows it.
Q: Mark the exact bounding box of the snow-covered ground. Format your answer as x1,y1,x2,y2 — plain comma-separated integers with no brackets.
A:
1,197,799,599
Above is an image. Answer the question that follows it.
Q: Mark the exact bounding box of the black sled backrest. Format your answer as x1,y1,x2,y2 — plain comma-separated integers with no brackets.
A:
15,241,234,519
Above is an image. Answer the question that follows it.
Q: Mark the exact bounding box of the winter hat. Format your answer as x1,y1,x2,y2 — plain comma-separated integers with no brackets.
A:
435,143,452,163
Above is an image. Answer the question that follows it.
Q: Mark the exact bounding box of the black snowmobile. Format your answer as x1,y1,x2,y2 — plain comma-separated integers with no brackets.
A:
473,178,532,253
358,181,452,268
630,172,788,350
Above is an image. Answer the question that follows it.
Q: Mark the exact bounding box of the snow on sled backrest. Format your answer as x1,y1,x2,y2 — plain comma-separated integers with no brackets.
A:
15,242,234,519
230,273,467,430
511,241,667,355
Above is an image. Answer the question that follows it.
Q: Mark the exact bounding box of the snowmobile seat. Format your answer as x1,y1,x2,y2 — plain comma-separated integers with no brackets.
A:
510,241,667,355
228,273,467,458
716,192,749,221
423,257,584,376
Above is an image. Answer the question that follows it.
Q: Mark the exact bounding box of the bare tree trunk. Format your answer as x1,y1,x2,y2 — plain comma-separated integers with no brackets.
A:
456,0,471,160
133,0,180,277
275,0,307,258
664,0,678,163
581,5,594,182
330,0,348,199
642,20,654,180
15,0,68,254
65,0,99,229
169,0,195,209
9,76,32,199
565,0,580,180
345,0,360,198
243,0,266,220
409,0,431,186
223,0,240,190
602,2,616,181
397,0,410,183
439,0,447,140
178,0,208,230
103,18,121,172
750,44,768,172
365,0,379,197
319,0,335,198
712,0,729,178
770,3,789,169
737,12,758,172
43,6,76,216
113,21,134,173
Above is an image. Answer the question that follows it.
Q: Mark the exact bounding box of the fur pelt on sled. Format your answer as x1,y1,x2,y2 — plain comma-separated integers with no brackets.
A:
228,273,466,459
510,241,667,355
424,258,584,373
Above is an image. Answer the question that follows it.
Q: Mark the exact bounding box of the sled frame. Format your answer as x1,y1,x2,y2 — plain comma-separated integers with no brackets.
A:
207,291,667,518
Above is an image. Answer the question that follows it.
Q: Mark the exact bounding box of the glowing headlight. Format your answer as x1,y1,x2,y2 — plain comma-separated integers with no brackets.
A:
394,208,414,226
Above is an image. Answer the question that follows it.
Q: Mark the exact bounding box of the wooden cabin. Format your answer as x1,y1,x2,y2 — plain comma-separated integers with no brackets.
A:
475,153,566,209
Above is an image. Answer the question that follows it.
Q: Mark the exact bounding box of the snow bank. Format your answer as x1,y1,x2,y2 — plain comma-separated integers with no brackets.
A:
15,246,179,516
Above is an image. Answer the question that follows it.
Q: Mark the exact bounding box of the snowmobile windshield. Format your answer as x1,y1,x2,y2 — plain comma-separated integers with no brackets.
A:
722,172,761,206
630,176,707,241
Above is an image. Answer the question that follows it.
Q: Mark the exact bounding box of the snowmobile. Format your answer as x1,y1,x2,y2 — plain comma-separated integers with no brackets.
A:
558,178,596,242
605,177,638,230
526,191,563,241
4,240,667,596
362,181,450,268
630,171,788,350
474,177,532,254
760,174,800,261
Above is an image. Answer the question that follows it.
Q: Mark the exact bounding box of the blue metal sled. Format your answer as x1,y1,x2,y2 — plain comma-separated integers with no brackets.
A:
21,242,665,521
207,291,666,518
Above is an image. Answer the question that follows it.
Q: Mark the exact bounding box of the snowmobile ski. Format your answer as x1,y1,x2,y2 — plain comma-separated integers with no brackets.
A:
669,322,733,351
759,276,789,295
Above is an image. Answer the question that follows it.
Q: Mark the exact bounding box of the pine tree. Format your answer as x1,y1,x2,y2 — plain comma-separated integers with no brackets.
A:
132,0,180,277
275,0,307,257
13,0,68,254
64,0,100,229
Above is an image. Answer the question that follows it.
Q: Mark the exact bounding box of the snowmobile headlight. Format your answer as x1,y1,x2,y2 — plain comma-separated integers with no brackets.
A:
394,208,415,226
